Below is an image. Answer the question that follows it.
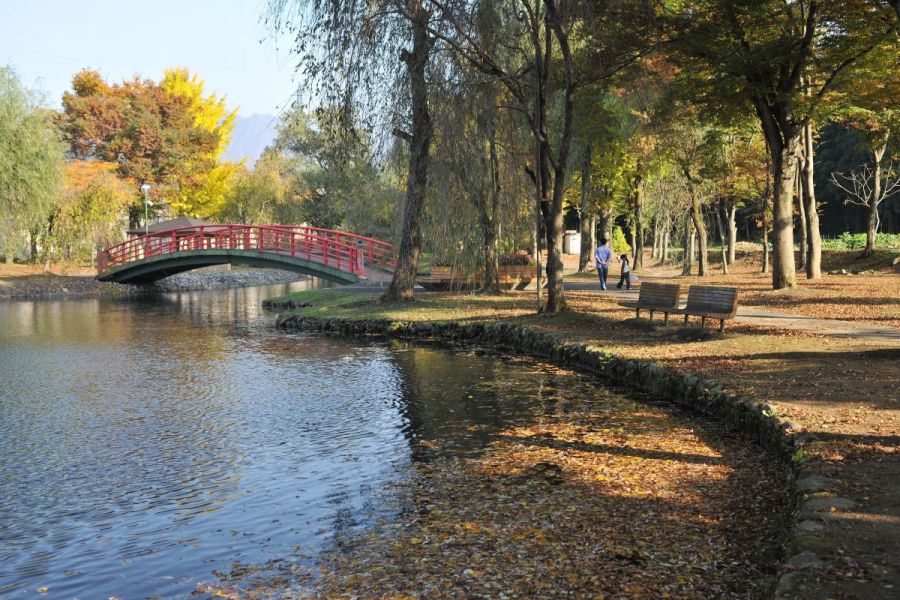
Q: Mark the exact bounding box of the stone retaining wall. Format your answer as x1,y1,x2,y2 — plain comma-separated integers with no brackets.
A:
1,268,303,299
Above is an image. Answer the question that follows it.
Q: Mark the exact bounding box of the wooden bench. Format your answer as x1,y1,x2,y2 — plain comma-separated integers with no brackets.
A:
618,282,682,324
672,285,739,332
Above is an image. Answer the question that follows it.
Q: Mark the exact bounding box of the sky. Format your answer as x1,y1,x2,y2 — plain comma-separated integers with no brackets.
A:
0,0,300,117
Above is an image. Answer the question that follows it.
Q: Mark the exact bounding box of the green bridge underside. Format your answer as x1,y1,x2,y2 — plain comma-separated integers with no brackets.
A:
97,249,362,285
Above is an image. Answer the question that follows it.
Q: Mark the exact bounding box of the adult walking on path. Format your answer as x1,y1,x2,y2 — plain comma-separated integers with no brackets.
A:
594,238,613,291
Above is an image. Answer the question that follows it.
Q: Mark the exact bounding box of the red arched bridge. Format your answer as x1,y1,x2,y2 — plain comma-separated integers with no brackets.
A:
97,224,394,285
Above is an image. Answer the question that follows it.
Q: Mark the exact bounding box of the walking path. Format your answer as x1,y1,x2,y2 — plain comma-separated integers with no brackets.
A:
565,280,900,345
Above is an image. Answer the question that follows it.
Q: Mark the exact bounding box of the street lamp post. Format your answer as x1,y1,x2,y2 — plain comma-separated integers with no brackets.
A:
140,183,152,235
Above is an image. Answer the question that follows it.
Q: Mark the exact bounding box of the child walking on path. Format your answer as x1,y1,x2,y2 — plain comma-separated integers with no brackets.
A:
616,254,632,290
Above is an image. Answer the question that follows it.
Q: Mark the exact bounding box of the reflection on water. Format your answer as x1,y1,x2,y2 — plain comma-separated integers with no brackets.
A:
0,280,629,598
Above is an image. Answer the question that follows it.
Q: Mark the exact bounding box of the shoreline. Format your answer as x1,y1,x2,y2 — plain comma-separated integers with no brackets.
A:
0,268,304,300
275,313,808,598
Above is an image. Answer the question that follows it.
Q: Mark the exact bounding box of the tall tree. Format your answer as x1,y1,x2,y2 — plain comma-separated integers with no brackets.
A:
0,67,64,262
219,149,290,225
667,0,898,289
273,106,403,232
59,69,220,223
53,160,135,263
269,0,438,302
161,68,241,216
831,47,900,254
830,160,900,250
662,118,723,277
425,0,654,312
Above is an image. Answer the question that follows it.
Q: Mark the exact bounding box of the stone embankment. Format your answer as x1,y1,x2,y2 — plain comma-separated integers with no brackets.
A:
0,268,302,299
149,268,301,292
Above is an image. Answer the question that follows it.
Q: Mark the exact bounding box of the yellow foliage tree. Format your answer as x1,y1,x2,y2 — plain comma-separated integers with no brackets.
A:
55,160,135,262
161,67,241,217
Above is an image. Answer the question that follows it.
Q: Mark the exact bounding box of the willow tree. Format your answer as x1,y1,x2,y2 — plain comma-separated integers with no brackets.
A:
424,0,654,312
667,0,898,289
0,67,64,263
268,0,437,301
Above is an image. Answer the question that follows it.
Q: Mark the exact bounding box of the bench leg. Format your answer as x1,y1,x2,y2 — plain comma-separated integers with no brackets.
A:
719,320,725,333
684,314,689,326
700,316,706,328
636,308,640,319
649,310,654,320
664,312,669,325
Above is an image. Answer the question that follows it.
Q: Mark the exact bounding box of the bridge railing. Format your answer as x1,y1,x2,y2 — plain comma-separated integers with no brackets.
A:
98,224,393,277
283,226,395,272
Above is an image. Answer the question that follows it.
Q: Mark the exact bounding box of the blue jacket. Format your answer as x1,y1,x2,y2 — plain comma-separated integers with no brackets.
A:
594,245,612,268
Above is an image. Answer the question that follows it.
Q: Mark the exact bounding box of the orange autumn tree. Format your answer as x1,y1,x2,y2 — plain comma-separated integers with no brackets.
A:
52,160,135,263
59,69,224,225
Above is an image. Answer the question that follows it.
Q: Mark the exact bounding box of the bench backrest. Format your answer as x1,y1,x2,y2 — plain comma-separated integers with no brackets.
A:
637,282,681,309
684,285,739,316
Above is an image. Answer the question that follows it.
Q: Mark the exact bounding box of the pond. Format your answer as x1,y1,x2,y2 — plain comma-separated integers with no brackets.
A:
0,283,788,598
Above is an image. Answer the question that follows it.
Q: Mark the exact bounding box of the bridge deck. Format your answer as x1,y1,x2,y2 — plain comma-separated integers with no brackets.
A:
97,224,394,285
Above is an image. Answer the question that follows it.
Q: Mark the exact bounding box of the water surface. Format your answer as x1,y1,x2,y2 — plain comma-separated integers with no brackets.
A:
0,281,650,597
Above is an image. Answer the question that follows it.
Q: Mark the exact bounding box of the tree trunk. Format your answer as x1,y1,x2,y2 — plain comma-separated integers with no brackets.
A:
128,206,142,231
725,199,737,265
682,216,693,275
754,96,799,289
628,220,636,264
633,172,644,269
796,162,807,271
714,204,729,274
598,207,612,243
538,0,578,314
762,224,770,273
770,137,800,289
579,213,594,272
578,144,593,272
383,7,432,302
801,124,821,277
661,220,670,265
864,144,886,257
686,181,708,276
479,121,501,293
651,213,660,260
29,227,39,264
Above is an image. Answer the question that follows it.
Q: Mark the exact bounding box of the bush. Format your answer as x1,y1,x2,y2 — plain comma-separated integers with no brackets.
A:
610,226,631,256
821,232,900,250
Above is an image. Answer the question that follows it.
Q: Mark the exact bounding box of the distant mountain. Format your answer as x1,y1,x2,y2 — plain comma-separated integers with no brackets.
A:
224,114,279,166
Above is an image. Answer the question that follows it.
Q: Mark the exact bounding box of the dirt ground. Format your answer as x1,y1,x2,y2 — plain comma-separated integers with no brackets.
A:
570,248,900,328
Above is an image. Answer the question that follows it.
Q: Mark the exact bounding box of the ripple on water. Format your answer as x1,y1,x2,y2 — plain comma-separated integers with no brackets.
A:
0,282,770,598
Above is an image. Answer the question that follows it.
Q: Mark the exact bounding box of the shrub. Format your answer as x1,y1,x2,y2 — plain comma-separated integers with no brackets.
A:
821,232,900,250
610,226,631,256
